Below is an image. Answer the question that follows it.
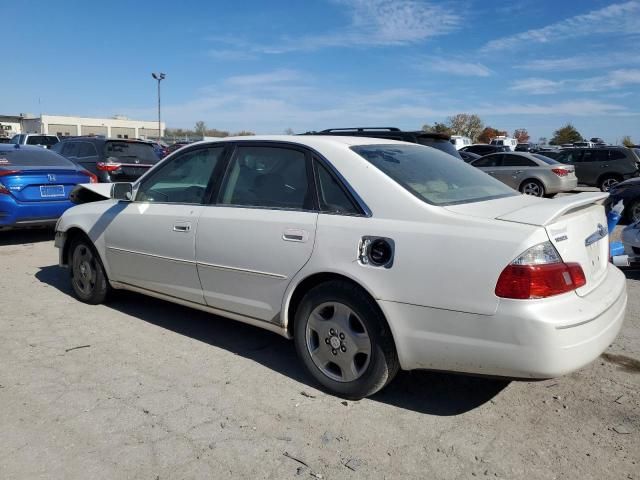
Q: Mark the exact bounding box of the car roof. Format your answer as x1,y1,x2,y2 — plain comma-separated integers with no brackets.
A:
0,144,49,152
188,135,412,149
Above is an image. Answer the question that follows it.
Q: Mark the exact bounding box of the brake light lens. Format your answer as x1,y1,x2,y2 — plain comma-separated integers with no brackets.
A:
495,242,586,299
81,170,98,183
0,169,21,177
551,168,570,177
96,162,121,172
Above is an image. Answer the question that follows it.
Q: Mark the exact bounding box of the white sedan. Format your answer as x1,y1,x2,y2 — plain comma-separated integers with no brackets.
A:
55,136,627,399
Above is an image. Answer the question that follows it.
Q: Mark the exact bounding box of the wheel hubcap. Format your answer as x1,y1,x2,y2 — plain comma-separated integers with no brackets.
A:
522,182,542,196
602,178,618,191
305,302,372,383
72,245,97,295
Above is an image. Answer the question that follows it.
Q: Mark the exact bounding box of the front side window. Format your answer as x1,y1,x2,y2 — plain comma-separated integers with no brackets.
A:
219,146,311,210
315,161,360,215
472,154,501,167
136,147,223,204
353,144,515,206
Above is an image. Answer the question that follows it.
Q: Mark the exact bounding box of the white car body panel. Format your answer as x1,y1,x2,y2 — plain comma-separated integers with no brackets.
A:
55,135,627,379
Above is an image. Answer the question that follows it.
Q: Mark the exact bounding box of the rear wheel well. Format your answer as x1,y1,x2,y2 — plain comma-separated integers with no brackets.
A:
286,273,389,339
597,172,622,185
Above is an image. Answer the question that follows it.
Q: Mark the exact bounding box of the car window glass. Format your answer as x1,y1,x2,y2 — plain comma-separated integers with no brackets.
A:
316,161,359,215
220,146,310,210
136,147,223,204
532,154,560,165
353,145,514,206
582,150,607,162
64,142,79,157
503,155,536,167
0,148,77,167
609,150,626,160
77,142,97,158
26,135,58,147
472,155,500,167
556,150,582,163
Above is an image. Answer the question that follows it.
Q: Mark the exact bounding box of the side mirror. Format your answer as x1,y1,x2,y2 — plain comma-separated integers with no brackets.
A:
111,182,133,201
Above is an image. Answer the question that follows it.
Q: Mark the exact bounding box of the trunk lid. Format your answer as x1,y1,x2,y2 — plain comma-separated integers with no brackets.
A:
446,192,610,296
0,168,89,202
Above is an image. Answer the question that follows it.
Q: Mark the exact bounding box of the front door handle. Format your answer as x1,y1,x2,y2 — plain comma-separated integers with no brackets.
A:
173,223,191,233
283,228,309,242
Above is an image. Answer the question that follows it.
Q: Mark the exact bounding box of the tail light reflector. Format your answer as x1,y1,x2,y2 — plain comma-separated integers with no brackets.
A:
495,241,586,299
96,162,121,172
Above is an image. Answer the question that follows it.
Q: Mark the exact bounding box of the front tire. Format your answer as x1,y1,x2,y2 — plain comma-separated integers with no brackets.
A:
599,175,621,192
626,199,640,224
69,239,110,304
293,280,399,399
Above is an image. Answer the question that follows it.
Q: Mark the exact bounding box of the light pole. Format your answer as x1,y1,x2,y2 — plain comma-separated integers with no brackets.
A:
151,72,165,141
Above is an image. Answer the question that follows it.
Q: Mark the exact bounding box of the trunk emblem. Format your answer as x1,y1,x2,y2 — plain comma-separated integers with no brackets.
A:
585,224,607,247
47,174,56,182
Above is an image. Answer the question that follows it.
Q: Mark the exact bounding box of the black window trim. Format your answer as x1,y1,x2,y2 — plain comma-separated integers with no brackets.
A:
312,156,363,216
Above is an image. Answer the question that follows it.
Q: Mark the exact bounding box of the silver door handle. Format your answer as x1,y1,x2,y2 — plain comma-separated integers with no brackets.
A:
173,223,191,232
514,170,523,174
283,229,308,242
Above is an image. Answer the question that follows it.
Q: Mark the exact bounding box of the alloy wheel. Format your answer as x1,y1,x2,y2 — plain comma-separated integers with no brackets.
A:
72,244,97,296
522,181,543,196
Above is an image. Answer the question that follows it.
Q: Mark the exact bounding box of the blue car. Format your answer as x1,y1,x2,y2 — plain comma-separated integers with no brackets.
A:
0,144,97,230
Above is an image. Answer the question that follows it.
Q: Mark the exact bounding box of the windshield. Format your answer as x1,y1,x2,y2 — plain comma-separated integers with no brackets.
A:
533,154,560,165
26,135,59,147
104,141,160,164
0,147,77,167
351,144,516,206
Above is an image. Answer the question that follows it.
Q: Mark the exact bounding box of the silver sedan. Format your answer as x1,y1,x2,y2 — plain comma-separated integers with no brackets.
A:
470,152,578,197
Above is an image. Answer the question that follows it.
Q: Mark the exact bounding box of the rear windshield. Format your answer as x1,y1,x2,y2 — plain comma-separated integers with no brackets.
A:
416,137,462,159
26,135,59,147
533,154,560,165
351,144,516,206
0,148,77,167
104,141,159,164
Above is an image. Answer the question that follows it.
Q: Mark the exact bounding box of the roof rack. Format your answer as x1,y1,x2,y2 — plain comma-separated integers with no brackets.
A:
320,127,401,133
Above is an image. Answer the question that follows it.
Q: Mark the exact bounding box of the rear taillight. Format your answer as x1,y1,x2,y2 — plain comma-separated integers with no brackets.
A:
551,168,570,177
0,169,21,177
495,241,586,299
81,170,98,183
0,183,9,195
96,162,121,172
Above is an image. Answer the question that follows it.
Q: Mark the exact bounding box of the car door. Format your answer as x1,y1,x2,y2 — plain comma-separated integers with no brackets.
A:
495,154,538,189
104,146,228,303
471,154,502,179
557,149,586,183
578,149,606,185
196,143,318,322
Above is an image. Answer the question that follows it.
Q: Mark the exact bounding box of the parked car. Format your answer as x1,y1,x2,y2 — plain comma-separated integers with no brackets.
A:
166,141,192,155
469,152,577,197
553,147,640,191
450,135,472,150
537,149,562,160
10,134,60,149
52,137,160,183
0,144,96,230
459,150,481,163
490,136,518,151
55,135,626,399
608,178,640,223
302,127,463,159
460,144,510,156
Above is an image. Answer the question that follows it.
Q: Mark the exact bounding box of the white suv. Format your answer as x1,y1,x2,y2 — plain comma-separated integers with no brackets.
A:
10,134,60,149
55,136,627,399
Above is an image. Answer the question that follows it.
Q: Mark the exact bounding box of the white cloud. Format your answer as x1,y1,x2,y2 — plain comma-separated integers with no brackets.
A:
510,78,565,94
518,51,640,72
224,69,303,87
426,58,492,77
485,1,640,51
576,68,640,91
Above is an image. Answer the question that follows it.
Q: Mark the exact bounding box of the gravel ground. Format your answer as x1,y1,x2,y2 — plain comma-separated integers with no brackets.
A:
0,228,638,480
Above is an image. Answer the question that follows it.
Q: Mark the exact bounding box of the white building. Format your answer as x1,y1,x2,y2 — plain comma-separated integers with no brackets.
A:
2,114,165,140
0,115,23,139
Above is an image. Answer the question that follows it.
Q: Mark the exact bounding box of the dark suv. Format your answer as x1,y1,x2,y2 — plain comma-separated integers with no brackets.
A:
554,147,640,191
52,137,160,182
302,128,463,159
459,144,510,156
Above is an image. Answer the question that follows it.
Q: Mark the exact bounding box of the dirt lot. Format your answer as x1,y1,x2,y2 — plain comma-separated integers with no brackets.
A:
0,229,638,480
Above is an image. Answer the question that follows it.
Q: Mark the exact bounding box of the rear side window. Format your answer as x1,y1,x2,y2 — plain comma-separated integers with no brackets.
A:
352,144,515,206
582,150,609,162
533,154,560,165
219,146,311,210
26,135,59,147
608,150,627,161
77,142,98,158
63,142,79,157
503,155,537,167
315,161,360,215
472,155,501,167
0,148,77,167
556,150,582,163
105,141,159,164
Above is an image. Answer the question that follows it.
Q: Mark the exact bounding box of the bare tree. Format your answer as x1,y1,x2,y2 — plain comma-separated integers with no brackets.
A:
284,128,295,135
447,113,484,141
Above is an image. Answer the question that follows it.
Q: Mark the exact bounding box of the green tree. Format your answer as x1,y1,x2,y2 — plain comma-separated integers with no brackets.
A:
621,135,635,147
550,123,582,145
194,121,207,136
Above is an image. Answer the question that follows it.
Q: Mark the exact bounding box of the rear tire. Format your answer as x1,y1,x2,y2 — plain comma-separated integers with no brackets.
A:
599,175,621,192
520,179,545,197
293,280,399,400
69,238,110,304
626,199,640,224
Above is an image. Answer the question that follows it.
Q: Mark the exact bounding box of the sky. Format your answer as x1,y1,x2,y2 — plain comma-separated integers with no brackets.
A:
2,0,639,143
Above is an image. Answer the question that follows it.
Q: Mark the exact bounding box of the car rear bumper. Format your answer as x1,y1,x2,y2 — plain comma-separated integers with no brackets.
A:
545,176,578,194
0,196,73,229
380,263,627,378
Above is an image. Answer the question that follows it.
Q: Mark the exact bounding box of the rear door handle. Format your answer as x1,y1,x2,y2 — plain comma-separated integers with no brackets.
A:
283,229,309,242
173,223,191,233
